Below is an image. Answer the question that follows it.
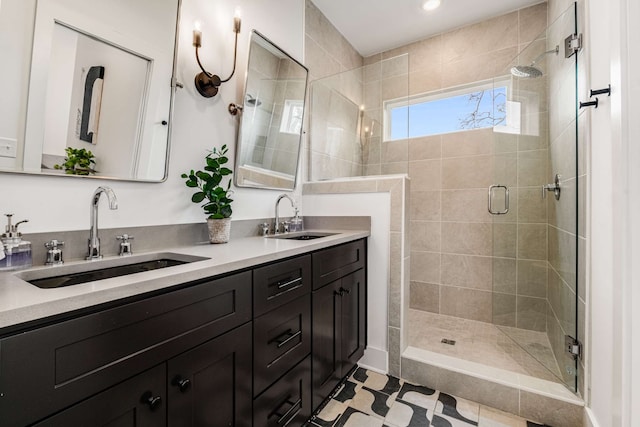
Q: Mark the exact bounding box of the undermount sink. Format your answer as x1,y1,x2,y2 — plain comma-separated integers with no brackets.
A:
267,231,337,241
19,252,210,289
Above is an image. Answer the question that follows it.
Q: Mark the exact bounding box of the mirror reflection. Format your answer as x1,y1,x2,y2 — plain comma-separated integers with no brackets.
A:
0,0,180,182
234,30,308,191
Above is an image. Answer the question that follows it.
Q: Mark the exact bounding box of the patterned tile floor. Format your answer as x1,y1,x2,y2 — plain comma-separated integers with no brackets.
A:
306,367,549,427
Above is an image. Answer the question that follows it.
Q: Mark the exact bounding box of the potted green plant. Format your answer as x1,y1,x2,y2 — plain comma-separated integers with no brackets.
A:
54,147,97,175
181,145,234,243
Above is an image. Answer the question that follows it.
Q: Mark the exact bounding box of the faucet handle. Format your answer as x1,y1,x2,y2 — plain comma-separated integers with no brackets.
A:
282,221,290,233
259,222,270,236
44,240,64,266
116,234,134,256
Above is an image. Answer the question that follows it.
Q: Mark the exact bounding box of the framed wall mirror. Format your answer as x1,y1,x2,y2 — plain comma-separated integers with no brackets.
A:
0,0,181,182
234,30,308,191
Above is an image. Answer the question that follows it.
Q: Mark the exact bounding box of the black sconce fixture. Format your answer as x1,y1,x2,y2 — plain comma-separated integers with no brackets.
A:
193,11,241,98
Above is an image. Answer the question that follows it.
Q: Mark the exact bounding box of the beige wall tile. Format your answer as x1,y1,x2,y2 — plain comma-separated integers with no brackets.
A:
493,292,517,327
516,296,547,331
382,140,409,163
518,187,547,224
493,258,517,294
408,159,441,191
440,287,492,322
441,12,519,63
408,135,442,160
388,326,401,377
411,221,441,252
442,47,518,87
410,251,441,284
548,225,576,290
407,35,443,71
381,162,409,175
409,66,443,95
518,2,548,44
548,267,577,335
518,223,547,260
442,189,491,223
382,74,409,100
410,191,441,221
518,260,548,298
410,281,440,313
494,223,517,258
442,155,493,189
547,176,577,233
517,150,549,187
441,129,493,158
442,222,492,256
441,254,492,291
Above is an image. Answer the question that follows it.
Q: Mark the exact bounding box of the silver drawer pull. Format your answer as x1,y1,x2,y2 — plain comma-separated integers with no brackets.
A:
274,397,302,426
488,184,509,215
270,328,302,348
275,277,303,290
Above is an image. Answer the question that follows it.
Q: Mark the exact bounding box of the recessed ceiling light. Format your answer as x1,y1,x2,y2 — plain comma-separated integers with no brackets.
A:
422,0,442,11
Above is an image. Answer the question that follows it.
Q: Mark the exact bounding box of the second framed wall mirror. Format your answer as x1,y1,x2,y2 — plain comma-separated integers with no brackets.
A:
233,30,308,191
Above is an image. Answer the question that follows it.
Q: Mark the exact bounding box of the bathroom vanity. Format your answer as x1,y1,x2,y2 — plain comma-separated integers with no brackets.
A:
0,232,367,427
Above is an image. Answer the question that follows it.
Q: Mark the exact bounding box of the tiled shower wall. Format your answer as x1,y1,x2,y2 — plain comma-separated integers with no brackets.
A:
362,4,550,329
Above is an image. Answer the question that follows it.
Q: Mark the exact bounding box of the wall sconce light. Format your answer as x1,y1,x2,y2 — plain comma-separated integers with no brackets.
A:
193,10,241,98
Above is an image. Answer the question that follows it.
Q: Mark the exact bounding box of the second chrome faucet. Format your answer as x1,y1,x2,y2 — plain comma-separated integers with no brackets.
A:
87,186,118,260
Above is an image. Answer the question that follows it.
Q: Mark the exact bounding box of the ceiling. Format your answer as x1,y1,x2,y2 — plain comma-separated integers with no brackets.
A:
311,0,545,57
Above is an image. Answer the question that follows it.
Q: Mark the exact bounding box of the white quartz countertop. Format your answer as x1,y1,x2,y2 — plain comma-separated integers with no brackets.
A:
0,229,369,333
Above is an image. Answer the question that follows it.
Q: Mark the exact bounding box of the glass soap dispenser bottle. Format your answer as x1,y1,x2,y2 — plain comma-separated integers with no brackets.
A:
0,214,32,271
289,207,304,232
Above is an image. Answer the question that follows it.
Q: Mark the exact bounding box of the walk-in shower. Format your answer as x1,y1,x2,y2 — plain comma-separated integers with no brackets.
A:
308,1,583,401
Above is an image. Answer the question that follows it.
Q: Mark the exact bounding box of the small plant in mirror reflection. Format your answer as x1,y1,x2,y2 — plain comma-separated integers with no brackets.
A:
181,144,234,219
54,147,97,175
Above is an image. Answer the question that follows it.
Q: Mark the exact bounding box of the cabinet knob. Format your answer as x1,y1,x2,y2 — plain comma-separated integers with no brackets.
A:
140,391,162,411
172,376,192,393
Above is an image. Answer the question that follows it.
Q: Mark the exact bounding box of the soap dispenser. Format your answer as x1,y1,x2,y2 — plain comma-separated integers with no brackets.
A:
0,214,32,271
290,208,304,232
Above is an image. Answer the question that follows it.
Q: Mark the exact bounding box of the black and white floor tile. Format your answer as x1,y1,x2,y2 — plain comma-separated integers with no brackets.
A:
307,367,551,427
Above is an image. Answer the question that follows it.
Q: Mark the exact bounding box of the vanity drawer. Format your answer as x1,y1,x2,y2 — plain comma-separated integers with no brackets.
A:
253,356,311,427
312,239,366,290
254,254,311,317
254,294,311,395
0,271,251,427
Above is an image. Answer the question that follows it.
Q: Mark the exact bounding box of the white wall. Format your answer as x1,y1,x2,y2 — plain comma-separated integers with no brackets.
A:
0,0,304,233
303,192,391,372
586,0,640,426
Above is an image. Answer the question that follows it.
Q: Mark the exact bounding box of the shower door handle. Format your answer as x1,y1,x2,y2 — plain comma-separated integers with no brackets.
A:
488,185,509,215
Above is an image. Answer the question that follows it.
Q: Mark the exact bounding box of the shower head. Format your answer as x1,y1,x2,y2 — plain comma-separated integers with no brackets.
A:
245,93,262,107
510,64,544,78
510,45,559,78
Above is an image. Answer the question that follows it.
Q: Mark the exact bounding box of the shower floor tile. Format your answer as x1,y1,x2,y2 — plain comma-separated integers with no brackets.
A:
408,309,562,383
306,367,548,427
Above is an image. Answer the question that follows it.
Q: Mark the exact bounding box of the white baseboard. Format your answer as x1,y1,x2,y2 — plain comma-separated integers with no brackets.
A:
357,347,387,373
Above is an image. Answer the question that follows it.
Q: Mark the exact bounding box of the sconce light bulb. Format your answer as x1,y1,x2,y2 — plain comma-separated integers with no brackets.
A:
193,21,202,47
422,0,442,11
360,105,365,111
233,7,242,33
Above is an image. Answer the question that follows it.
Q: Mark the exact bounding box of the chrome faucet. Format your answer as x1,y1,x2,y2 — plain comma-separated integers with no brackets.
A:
87,186,118,260
274,194,296,234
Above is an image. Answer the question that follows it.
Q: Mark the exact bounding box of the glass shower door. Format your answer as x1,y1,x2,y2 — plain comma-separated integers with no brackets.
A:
490,2,580,392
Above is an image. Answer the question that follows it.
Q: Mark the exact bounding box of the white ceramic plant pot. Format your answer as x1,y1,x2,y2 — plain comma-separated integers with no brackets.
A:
207,218,231,244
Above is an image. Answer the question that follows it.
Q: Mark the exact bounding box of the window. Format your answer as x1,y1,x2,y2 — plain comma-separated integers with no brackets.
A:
384,79,511,141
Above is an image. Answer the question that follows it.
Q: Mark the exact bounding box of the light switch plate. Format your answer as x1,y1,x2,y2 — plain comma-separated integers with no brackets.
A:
0,137,17,158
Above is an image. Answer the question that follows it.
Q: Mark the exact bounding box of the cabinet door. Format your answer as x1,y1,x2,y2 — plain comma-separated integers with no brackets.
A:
33,364,166,427
311,280,342,410
340,269,366,374
167,322,252,427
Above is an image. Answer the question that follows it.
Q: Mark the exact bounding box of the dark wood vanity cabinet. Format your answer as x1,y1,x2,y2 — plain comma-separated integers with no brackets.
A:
0,237,367,426
0,272,253,427
311,241,367,411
